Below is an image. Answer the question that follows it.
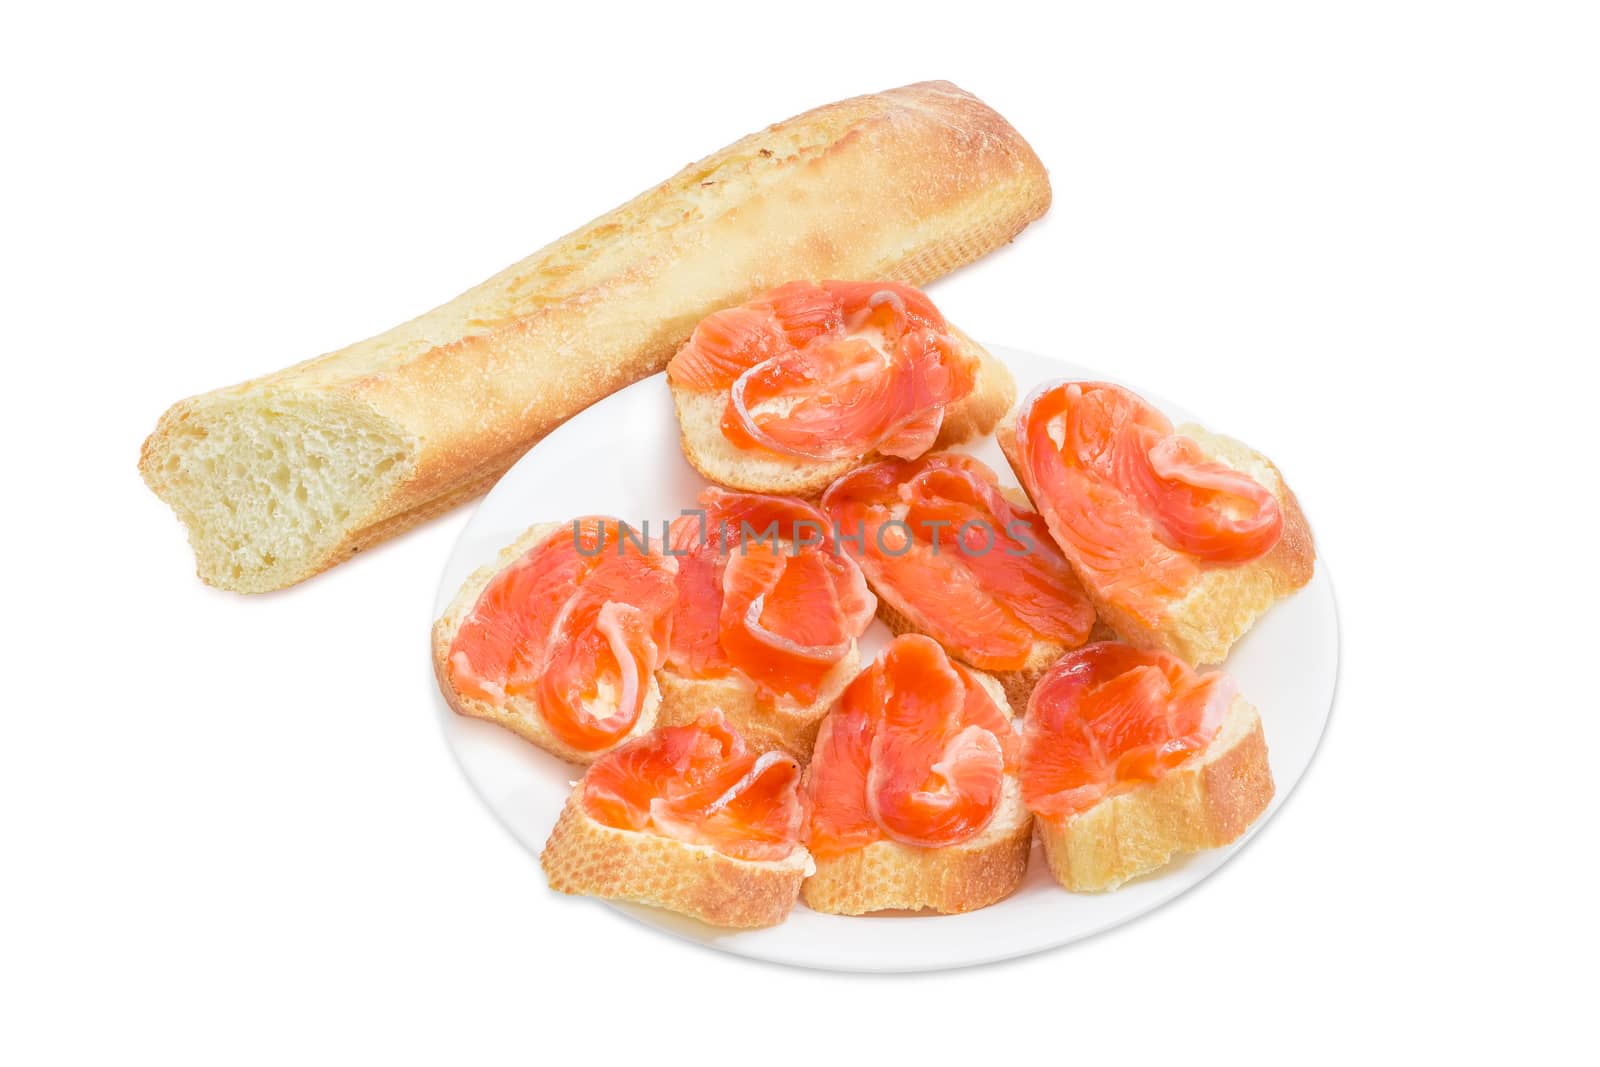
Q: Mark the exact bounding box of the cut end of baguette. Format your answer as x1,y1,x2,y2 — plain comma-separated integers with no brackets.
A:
139,392,414,593
655,645,860,761
672,331,1015,497
430,522,659,764
1035,695,1274,893
996,408,1315,665
541,795,811,929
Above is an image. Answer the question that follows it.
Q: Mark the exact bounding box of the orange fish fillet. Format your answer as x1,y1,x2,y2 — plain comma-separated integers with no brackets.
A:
667,281,976,461
806,635,1018,858
667,488,874,704
445,518,677,753
582,714,805,862
822,452,1096,670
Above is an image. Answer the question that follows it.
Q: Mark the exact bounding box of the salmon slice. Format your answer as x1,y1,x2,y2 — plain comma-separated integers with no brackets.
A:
667,488,875,704
805,704,879,858
581,714,805,862
666,280,976,462
445,518,677,753
805,634,1018,858
821,453,1096,671
1021,642,1234,820
1013,381,1284,625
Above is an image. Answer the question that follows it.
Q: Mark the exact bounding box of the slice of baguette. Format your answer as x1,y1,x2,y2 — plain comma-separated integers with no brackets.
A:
140,81,1051,593
655,646,860,761
801,776,1033,916
800,672,1033,915
998,413,1315,665
541,795,812,929
431,522,660,765
1035,695,1274,892
672,331,1016,497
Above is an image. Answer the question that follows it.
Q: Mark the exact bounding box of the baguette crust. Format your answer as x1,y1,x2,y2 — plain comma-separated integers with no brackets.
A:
1034,696,1274,892
655,647,860,761
998,411,1315,664
671,330,1015,497
802,779,1032,916
141,81,1051,592
800,671,1033,915
541,796,810,929
430,522,660,765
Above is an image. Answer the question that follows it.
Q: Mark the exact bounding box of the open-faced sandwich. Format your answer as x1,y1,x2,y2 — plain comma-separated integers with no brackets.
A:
821,451,1100,706
541,713,811,928
667,280,1015,496
801,634,1033,915
432,517,677,763
657,487,876,759
1021,642,1274,891
999,380,1315,664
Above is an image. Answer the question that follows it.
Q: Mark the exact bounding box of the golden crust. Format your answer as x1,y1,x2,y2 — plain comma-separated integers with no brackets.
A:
997,409,1316,665
1035,697,1274,892
430,522,660,765
670,333,1015,496
800,815,1032,916
141,81,1051,593
540,796,809,929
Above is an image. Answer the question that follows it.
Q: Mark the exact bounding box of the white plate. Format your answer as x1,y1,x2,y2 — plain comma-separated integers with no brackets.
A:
433,345,1339,973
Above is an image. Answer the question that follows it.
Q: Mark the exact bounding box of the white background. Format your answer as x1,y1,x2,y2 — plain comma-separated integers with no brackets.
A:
2,1,1594,1062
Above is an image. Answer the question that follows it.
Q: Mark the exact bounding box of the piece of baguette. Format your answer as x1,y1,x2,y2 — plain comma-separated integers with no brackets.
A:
800,672,1033,915
431,522,660,765
801,776,1033,916
541,795,812,929
655,647,860,761
1034,695,1274,892
671,330,1015,497
140,81,1051,593
998,413,1315,665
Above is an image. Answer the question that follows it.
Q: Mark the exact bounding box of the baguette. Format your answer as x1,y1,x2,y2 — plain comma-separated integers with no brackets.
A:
998,406,1315,665
1033,695,1273,892
140,81,1051,592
